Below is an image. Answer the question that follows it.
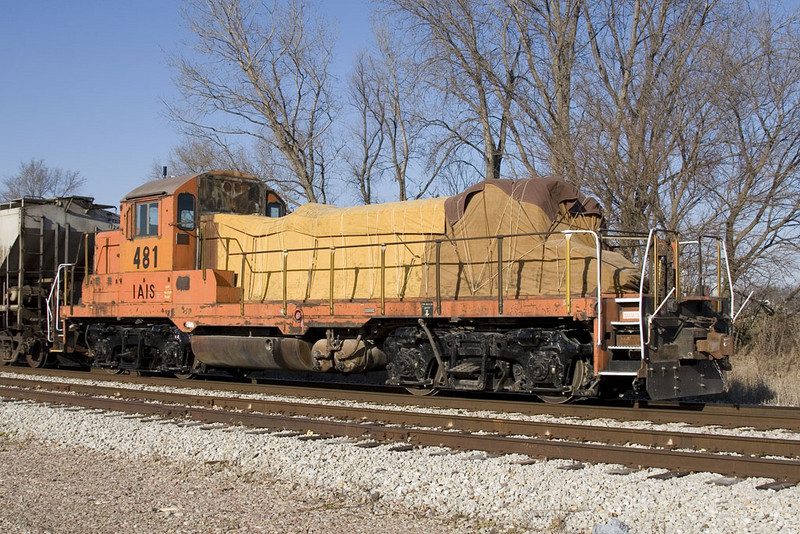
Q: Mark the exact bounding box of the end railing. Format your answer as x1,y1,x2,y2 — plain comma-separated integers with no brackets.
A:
46,263,74,343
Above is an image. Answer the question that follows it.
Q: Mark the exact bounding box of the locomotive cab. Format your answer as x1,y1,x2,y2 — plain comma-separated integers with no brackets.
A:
117,171,285,274
59,171,286,373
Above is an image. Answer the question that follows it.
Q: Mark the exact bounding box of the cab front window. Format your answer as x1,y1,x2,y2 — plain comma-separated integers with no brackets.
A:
136,201,159,236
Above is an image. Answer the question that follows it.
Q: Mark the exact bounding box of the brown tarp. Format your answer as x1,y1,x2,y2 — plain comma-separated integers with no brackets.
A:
207,178,640,303
444,176,603,226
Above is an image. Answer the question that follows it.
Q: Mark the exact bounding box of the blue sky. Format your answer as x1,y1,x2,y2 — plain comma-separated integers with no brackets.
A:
0,0,372,208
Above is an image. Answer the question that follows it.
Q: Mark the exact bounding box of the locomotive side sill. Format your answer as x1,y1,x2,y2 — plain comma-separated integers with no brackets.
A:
597,370,639,376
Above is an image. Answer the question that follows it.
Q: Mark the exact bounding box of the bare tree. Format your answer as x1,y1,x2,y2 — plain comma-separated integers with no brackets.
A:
379,0,522,181
703,8,800,290
345,53,385,204
171,0,337,206
1,159,86,201
577,0,721,234
370,25,426,200
161,0,800,302
507,0,583,183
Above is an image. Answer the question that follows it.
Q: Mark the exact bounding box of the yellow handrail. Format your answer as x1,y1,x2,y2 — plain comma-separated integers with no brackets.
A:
380,244,386,315
564,234,572,315
329,247,335,315
282,250,288,316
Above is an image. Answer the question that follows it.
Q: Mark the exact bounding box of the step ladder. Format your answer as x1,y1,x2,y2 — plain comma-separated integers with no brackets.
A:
600,297,644,376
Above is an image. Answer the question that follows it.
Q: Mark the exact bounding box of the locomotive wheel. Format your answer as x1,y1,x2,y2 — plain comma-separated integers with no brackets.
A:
174,358,203,380
405,386,439,396
537,359,588,404
173,372,196,380
537,393,573,404
405,360,445,396
25,350,48,369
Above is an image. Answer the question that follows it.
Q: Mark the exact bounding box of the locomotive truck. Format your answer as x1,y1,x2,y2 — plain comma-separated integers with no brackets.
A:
5,171,734,402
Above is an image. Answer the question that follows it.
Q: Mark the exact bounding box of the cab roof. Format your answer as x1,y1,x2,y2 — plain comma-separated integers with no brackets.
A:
122,171,258,202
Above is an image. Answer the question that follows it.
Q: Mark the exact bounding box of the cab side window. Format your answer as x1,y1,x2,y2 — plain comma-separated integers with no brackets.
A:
136,201,159,236
177,193,196,230
267,202,283,218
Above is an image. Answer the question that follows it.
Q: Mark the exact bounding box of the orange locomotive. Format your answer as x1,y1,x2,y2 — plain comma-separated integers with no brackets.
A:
54,170,733,402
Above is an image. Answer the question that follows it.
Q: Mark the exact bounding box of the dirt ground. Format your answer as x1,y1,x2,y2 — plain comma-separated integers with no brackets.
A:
0,435,475,534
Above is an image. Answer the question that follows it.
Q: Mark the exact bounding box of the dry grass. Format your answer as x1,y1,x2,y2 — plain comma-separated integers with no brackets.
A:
723,311,800,407
725,348,800,406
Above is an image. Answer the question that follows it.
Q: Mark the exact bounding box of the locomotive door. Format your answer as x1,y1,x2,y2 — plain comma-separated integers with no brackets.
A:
173,191,197,270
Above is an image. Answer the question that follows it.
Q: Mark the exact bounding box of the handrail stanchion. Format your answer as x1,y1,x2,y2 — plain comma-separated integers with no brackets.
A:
722,241,734,320
717,240,723,313
199,224,206,281
673,238,681,302
240,253,246,315
639,229,655,357
435,240,442,315
329,247,335,316
225,238,231,270
564,234,571,315
697,236,703,296
595,232,602,346
282,250,288,316
69,262,75,315
380,244,386,315
497,236,504,315
652,235,659,305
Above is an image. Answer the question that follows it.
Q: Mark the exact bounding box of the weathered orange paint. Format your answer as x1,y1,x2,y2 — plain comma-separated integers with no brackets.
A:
118,178,198,273
68,171,628,375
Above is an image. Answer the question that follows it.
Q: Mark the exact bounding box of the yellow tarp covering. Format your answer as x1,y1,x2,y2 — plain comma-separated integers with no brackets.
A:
210,197,449,302
206,178,640,303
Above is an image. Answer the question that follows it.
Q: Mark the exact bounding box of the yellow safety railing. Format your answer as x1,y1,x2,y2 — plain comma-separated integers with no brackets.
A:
212,229,612,342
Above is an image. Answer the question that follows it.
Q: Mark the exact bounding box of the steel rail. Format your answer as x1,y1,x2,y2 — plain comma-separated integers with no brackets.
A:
3,367,800,431
0,384,799,483
1,376,797,458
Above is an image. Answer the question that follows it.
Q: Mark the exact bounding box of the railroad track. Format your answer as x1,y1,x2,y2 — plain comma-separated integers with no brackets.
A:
1,369,799,485
4,366,800,431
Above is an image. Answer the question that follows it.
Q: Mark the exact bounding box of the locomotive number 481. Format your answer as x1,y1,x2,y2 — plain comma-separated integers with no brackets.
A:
133,246,158,269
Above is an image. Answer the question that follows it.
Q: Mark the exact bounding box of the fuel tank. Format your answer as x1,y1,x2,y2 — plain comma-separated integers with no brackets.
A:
191,335,316,371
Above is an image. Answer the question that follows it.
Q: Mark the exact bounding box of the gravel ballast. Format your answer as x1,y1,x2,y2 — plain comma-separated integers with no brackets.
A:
1,398,798,533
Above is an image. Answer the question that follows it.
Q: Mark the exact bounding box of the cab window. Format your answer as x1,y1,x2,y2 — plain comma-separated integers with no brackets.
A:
136,201,159,236
267,202,283,218
177,193,196,230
